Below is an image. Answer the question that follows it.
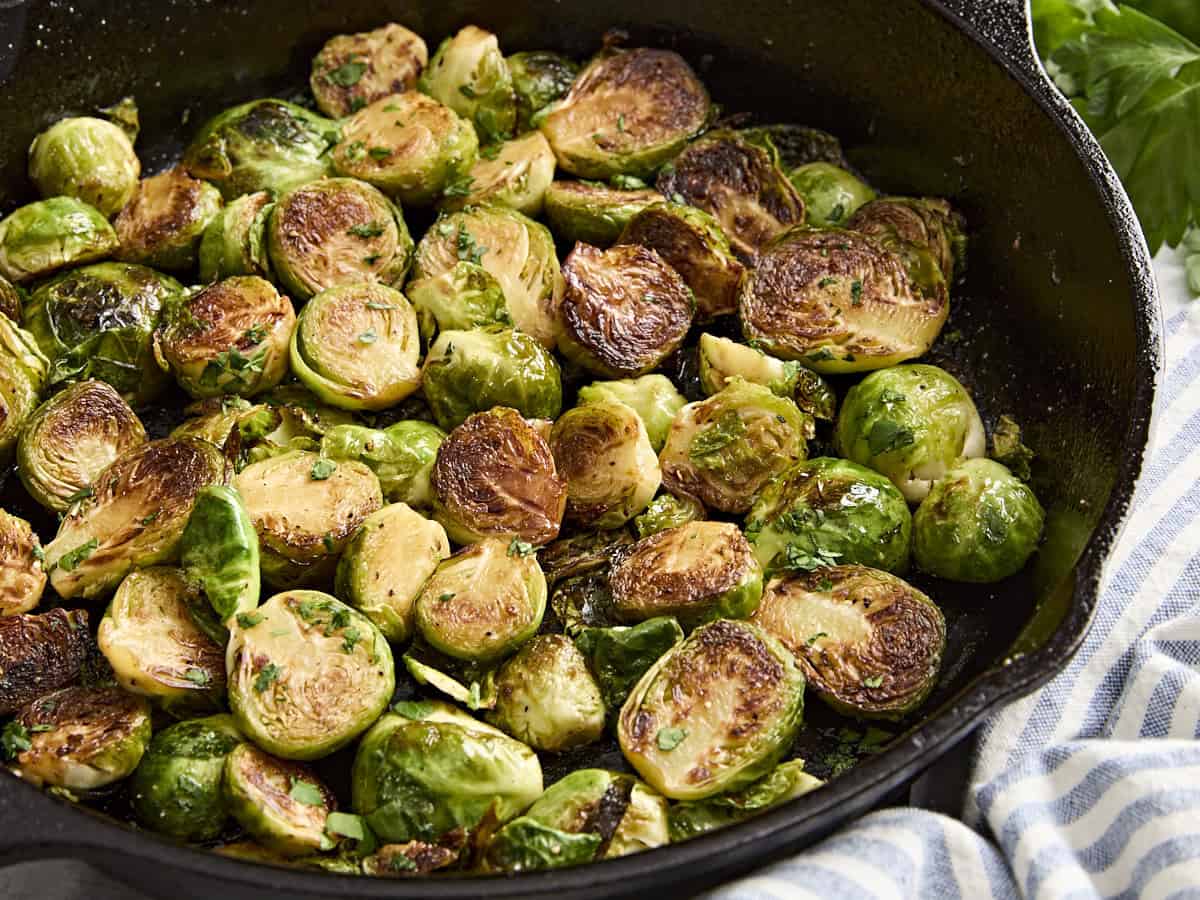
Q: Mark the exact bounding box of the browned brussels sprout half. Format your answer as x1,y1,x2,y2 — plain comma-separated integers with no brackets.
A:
439,131,557,216
0,608,91,715
310,23,429,118
738,124,848,170
28,115,141,217
849,196,967,284
0,196,118,284
198,191,274,283
508,51,579,133
0,274,20,323
420,26,517,143
669,759,822,841
544,180,665,247
114,167,223,272
0,511,46,616
576,374,686,453
223,742,335,856
537,528,634,588
696,333,837,425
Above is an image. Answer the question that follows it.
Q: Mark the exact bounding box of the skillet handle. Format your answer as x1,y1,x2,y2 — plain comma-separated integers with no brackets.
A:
940,0,1045,77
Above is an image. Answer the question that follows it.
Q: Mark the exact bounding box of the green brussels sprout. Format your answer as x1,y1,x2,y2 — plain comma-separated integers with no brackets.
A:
632,491,705,539
234,449,382,589
912,458,1044,582
618,619,805,799
415,538,547,662
25,262,181,405
486,817,601,872
487,634,606,751
849,196,967,284
834,364,986,502
697,333,836,424
331,92,479,207
550,399,661,528
576,374,686,453
751,566,945,718
223,742,335,856
320,421,444,507
360,841,460,876
0,315,49,466
227,590,394,760
114,168,223,271
541,48,710,179
198,191,274,283
745,457,913,575
421,327,563,431
351,702,543,843
402,639,499,711
508,51,579,132
289,283,421,411
28,115,141,216
0,273,21,323
432,407,566,545
544,179,665,246
267,177,413,301
336,503,450,643
0,608,92,715
10,685,151,789
0,511,47,616
180,485,261,624
156,276,295,399
183,99,336,200
575,616,684,715
990,413,1035,483
738,124,848,170
412,205,563,349
537,528,634,588
439,131,556,216
310,23,429,118
0,197,118,284
419,25,517,142
658,132,805,260
788,163,876,228
659,380,809,515
130,713,242,841
44,437,227,600
405,261,510,342
558,242,694,378
669,759,822,841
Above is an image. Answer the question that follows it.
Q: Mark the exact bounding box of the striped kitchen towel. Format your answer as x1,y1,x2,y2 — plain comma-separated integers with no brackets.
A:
713,247,1200,900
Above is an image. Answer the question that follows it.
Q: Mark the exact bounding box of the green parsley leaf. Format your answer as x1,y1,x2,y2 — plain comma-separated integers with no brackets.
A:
455,227,487,264
1,721,32,759
289,778,325,806
235,611,263,629
242,324,268,344
183,667,212,687
507,537,536,557
368,146,392,160
254,662,281,693
850,280,864,305
64,485,94,506
807,631,829,645
863,674,885,688
30,544,44,562
392,699,434,719
366,300,396,311
656,726,687,751
141,512,159,526
341,626,362,654
438,592,456,603
323,532,336,553
310,458,337,480
358,328,378,344
349,96,367,113
479,143,502,160
57,538,98,573
866,420,916,456
326,58,367,87
459,83,478,99
347,221,385,239
688,410,746,462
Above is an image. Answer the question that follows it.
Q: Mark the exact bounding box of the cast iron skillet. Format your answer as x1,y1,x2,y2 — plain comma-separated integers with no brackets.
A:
0,0,1161,896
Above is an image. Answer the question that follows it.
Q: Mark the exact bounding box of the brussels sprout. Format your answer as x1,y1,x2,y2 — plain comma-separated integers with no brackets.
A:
267,178,413,301
223,742,335,856
440,131,556,216
234,449,382,589
402,639,499,711
576,374,686,453
422,327,563,431
180,485,261,624
331,92,479,207
351,702,543,843
0,274,20,323
991,413,1035,483
543,180,665,246
788,163,876,228
508,51,579,132
669,759,822,841
405,261,510,342
541,48,710,179
0,511,46,617
28,115,141,216
414,538,546,662
227,590,394,760
183,99,336,201
360,841,460,876
336,503,450,644
550,572,618,635
25,262,181,405
575,616,684,715
130,713,242,841
618,619,805,799
311,23,429,118
0,197,118,284
431,408,566,545
9,685,151,789
0,316,49,466
834,364,986,503
697,333,836,424
171,397,280,455
912,458,1044,582
751,566,945,718
849,196,967,284
419,26,517,143
198,191,274,283
44,437,226,600
259,383,358,442
537,528,633,588
320,421,444,507
738,124,848,170
550,400,660,528
632,491,705,539
0,608,91,714
412,206,563,349
113,168,223,271
290,283,421,411
745,458,912,576
658,132,804,260
558,242,694,378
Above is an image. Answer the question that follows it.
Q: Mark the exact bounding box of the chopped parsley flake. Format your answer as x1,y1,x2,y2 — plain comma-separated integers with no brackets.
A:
310,458,337,480
253,662,280,693
656,727,687,751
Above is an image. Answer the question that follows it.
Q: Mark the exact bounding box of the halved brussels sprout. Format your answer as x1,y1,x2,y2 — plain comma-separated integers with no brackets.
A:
669,759,822,841
912,458,1044,582
834,364,986,503
11,685,151,789
751,566,945,718
0,511,46,617
440,131,556,216
849,196,967,284
256,383,359,450
575,616,684,715
406,261,509,342
550,400,661,528
508,51,579,132
311,23,429,118
331,92,479,207
336,503,450,644
543,180,665,247
541,48,710,179
171,397,280,455
738,227,948,373
550,572,618,635
130,713,242,841
290,283,421,411
745,457,912,575
659,380,809,515
180,485,261,624
351,702,543,843
610,521,762,626
632,491,705,539
0,316,49,466
223,742,335,856
537,528,633,588
227,590,394,760
576,374,686,453
183,99,336,200
28,115,141,216
362,841,460,876
320,421,444,507
268,178,413,301
618,619,805,799
738,124,847,170
419,25,517,143
198,191,274,283
0,197,118,284
788,163,876,228
658,132,804,260
558,242,694,378
234,449,382,589
44,437,227,600
0,608,91,714
697,333,836,424
414,538,546,662
113,167,223,271
422,327,563,431
0,274,20,323
157,276,294,399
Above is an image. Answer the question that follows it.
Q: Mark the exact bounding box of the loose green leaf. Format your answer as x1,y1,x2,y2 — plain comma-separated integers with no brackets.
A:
289,778,325,806
391,699,434,720
57,538,99,573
